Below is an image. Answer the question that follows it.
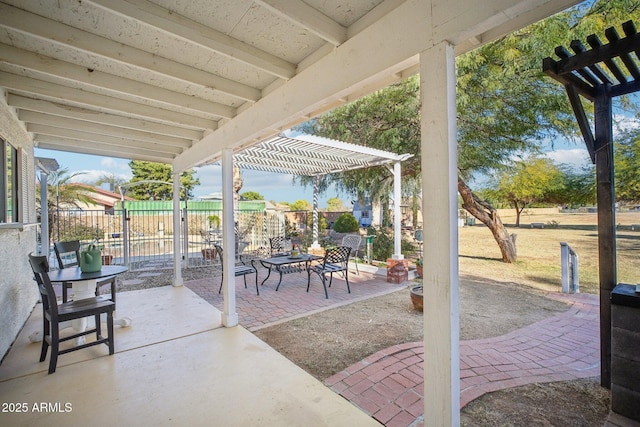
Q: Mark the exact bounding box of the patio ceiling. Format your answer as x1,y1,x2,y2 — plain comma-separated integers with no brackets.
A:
0,0,580,171
234,133,412,177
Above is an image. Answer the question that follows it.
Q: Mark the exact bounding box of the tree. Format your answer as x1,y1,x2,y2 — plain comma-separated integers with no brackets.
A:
615,129,640,203
555,164,596,208
490,157,564,227
36,168,99,242
306,0,640,263
333,213,359,233
289,199,311,211
241,191,264,200
326,197,344,212
127,161,199,200
94,173,127,192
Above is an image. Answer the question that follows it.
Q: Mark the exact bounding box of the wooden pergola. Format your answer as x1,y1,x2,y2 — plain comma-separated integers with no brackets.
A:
543,20,640,388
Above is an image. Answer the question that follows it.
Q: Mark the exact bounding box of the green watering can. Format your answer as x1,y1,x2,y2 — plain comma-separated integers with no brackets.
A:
80,244,102,273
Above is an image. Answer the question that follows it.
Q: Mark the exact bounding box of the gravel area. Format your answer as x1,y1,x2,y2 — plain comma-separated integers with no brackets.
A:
116,265,220,292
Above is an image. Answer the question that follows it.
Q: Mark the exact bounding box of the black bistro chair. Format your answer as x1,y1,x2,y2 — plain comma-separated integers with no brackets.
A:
28,253,115,374
54,240,117,308
341,234,362,275
307,245,352,299
214,244,259,295
269,236,292,255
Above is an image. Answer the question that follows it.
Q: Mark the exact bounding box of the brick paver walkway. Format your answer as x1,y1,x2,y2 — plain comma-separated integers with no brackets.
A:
185,266,402,330
325,292,600,427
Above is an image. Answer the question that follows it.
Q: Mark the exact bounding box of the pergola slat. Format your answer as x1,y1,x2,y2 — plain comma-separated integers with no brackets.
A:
228,133,412,178
570,40,613,84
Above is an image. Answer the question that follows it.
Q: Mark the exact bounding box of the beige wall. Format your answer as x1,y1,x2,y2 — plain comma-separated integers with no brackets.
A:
0,93,39,360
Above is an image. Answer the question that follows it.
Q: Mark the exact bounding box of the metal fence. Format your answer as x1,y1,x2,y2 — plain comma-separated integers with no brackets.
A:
47,207,287,271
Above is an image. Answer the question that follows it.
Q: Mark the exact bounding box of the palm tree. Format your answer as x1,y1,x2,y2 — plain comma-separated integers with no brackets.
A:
95,173,127,192
36,168,99,244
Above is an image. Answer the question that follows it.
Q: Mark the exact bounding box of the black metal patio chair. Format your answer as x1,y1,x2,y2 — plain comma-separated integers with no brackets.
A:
269,236,292,255
341,234,362,275
307,245,352,299
215,244,259,295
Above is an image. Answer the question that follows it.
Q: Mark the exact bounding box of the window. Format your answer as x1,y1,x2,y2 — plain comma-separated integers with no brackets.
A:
1,138,18,223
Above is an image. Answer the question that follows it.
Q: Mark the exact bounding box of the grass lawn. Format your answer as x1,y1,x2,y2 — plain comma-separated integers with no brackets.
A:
458,210,640,294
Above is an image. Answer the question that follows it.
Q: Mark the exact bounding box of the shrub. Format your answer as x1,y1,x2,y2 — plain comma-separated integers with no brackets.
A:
366,226,416,261
333,213,359,233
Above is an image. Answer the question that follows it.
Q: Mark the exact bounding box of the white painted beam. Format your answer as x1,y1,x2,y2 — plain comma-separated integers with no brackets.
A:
174,0,433,171
88,0,296,80
35,135,175,162
0,43,236,119
437,0,582,54
0,2,261,102
8,95,205,140
0,73,216,130
19,111,193,149
421,41,460,426
27,124,184,155
256,0,347,46
292,134,412,161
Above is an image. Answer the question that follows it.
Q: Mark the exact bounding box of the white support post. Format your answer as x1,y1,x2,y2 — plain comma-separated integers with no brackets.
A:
121,200,129,266
560,242,580,294
560,242,570,293
392,161,403,260
172,172,183,287
221,149,238,327
310,175,321,250
421,41,460,426
39,170,49,255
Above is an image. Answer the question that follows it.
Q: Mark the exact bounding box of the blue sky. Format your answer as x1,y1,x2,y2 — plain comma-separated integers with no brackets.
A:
35,112,638,205
35,141,589,205
33,148,354,207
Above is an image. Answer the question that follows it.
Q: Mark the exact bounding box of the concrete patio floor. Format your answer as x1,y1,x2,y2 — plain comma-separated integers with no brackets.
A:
0,285,381,426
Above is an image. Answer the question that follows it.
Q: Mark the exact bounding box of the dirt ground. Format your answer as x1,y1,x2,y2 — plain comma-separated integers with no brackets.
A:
254,275,612,425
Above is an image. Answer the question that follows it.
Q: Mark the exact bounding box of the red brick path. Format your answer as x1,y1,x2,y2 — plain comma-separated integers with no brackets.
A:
325,292,600,426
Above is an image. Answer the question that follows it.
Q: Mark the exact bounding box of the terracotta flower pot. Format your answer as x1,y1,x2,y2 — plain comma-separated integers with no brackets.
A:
202,248,217,260
416,265,423,278
410,285,423,312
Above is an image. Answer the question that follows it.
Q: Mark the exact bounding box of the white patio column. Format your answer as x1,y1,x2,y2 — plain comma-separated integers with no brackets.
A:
421,41,460,426
172,172,183,287
221,148,238,327
39,169,49,256
310,175,321,250
392,160,403,259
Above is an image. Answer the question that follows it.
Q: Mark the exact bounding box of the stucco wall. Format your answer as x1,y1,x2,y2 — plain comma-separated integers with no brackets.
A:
0,93,39,361
0,227,38,359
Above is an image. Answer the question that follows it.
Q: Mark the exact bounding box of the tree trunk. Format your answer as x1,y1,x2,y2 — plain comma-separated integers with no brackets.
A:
458,177,517,263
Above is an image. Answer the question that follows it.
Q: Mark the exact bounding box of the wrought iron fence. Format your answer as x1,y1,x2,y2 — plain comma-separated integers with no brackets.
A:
46,207,287,271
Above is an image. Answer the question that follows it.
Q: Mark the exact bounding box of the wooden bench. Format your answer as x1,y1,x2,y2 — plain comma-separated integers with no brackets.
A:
530,222,545,229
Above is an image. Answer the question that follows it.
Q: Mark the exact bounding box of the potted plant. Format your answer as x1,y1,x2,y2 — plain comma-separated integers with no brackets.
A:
207,215,220,230
415,258,423,278
410,285,423,311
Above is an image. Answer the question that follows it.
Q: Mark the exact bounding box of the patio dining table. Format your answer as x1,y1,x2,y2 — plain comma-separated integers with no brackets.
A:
259,254,321,291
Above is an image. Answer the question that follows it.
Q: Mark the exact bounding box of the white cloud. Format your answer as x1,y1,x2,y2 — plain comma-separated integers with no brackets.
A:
613,114,640,137
545,148,591,168
100,157,129,171
68,169,131,184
